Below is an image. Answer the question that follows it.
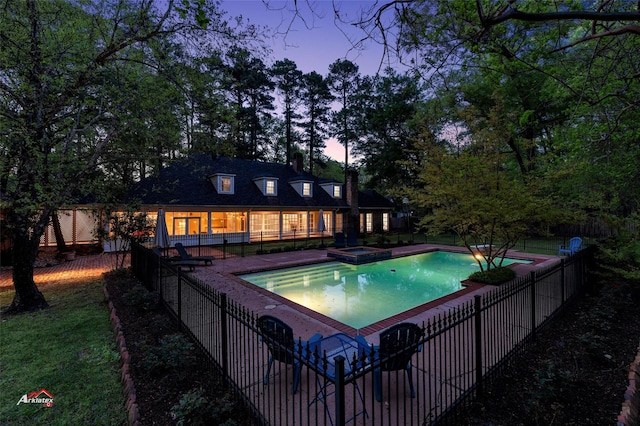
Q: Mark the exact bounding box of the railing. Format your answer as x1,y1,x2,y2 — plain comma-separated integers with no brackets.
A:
131,243,595,425
152,231,597,261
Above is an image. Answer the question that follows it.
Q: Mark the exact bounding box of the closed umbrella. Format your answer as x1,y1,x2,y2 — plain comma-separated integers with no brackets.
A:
154,209,171,253
317,210,326,247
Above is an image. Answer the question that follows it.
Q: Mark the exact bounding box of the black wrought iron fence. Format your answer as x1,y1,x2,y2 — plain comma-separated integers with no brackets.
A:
160,231,597,262
130,243,595,425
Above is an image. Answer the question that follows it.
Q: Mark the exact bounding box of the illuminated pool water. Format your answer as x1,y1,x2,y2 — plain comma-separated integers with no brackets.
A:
238,251,530,330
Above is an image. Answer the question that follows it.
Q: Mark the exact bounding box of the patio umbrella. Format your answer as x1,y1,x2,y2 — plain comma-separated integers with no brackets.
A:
317,210,326,247
154,209,171,253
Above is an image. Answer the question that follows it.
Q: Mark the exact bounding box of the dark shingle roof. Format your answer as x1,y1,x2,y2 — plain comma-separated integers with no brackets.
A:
127,154,393,210
359,189,395,209
127,155,347,208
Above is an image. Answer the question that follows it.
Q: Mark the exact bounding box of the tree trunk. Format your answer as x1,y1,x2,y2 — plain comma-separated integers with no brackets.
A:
52,211,68,253
5,213,49,314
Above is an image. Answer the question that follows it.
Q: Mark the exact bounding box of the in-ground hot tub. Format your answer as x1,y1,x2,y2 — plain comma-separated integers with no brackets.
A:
326,246,392,264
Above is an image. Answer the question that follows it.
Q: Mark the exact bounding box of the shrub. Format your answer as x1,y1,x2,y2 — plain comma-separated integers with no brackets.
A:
529,359,574,406
171,388,239,426
468,267,516,284
148,314,174,338
142,333,197,376
123,284,160,311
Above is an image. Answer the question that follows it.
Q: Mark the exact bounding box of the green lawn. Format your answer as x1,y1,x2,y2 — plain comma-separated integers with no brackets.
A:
0,280,126,425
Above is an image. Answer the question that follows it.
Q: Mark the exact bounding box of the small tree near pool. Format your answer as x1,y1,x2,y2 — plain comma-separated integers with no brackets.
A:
408,128,561,272
96,206,151,270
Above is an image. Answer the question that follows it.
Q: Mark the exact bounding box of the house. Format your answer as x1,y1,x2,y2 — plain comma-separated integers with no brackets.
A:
124,153,394,248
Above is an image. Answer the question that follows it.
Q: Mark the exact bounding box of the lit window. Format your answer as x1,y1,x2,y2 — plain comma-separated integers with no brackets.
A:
302,182,311,196
333,185,341,198
266,180,276,195
209,173,236,194
221,177,231,192
382,213,389,231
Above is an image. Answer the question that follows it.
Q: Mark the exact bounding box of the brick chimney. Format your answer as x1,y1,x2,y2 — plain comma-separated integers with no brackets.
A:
346,170,359,233
346,170,358,210
292,152,304,173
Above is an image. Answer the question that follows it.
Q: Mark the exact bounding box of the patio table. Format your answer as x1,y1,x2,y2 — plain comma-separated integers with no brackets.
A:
309,333,369,425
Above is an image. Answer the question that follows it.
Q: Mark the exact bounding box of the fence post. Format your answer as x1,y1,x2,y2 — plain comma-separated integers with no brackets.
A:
530,271,536,341
474,295,483,396
560,258,566,309
157,257,163,299
334,355,346,426
223,236,228,260
220,293,229,379
177,267,183,330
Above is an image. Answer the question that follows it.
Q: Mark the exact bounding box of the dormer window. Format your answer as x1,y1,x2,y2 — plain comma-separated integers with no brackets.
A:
254,177,278,196
266,179,276,195
209,173,235,194
289,179,313,198
221,177,232,192
321,182,342,199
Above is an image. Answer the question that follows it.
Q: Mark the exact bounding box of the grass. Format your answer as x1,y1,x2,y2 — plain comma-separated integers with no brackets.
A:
0,280,126,425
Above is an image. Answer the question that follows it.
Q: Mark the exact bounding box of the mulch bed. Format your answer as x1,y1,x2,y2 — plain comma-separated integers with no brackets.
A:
104,270,250,425
458,270,640,425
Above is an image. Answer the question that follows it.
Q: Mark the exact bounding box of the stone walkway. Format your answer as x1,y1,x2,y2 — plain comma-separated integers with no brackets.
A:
0,253,116,291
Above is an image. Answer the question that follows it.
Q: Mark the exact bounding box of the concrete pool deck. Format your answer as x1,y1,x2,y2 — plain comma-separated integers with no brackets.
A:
0,244,557,342
191,244,557,343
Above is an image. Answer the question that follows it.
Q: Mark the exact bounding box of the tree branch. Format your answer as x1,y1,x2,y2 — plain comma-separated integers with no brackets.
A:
484,7,640,27
551,23,640,52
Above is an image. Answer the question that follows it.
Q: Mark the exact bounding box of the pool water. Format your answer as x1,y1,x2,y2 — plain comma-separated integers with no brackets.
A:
239,251,529,330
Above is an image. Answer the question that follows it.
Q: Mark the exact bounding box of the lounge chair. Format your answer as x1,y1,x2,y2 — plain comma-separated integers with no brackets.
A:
356,322,424,402
558,237,582,256
151,247,199,271
346,231,358,247
257,315,322,394
334,232,346,248
174,242,214,265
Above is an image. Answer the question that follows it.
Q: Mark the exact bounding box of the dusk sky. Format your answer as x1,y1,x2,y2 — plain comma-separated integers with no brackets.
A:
221,0,393,75
220,0,399,161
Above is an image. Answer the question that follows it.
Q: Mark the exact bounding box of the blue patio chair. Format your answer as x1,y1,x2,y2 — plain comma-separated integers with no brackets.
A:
346,231,358,247
558,237,582,256
174,242,214,264
151,246,199,270
356,322,424,402
257,315,322,394
334,232,346,248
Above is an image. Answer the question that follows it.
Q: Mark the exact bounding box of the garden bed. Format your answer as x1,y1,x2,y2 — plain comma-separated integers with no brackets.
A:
104,270,250,425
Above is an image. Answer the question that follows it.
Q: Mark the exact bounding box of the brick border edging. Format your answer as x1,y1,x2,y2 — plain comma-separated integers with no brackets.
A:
103,284,141,426
618,341,640,426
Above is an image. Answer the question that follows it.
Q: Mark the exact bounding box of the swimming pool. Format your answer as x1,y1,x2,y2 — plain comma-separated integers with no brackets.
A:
238,251,530,330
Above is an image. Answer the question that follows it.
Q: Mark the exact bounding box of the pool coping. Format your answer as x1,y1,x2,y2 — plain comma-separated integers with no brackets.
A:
210,245,552,338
